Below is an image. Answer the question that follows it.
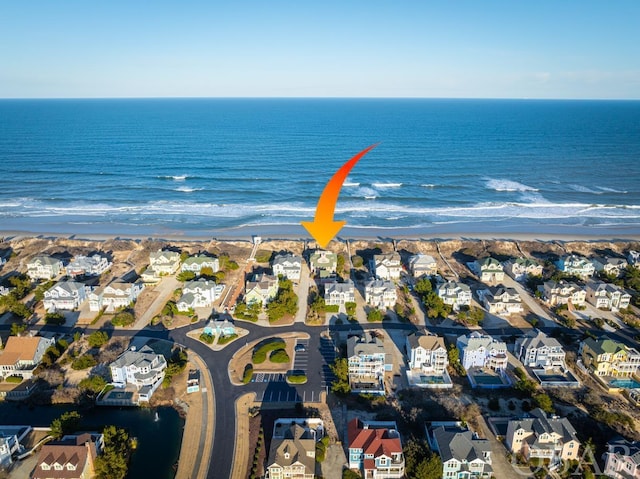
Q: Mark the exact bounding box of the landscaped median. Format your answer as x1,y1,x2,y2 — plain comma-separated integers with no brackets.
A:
285,372,307,384
186,324,249,351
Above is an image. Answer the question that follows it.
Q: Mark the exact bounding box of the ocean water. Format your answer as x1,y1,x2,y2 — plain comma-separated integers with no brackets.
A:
0,98,639,238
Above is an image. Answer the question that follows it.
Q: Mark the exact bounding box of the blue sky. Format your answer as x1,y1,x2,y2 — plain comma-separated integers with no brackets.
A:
1,1,639,99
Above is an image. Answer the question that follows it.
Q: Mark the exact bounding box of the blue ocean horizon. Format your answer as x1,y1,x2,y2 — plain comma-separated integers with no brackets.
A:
1,98,639,238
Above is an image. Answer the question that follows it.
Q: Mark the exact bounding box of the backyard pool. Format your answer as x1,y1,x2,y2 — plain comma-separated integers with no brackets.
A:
610,379,640,389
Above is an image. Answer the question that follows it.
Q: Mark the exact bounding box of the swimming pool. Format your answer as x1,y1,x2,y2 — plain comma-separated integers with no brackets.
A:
610,379,640,389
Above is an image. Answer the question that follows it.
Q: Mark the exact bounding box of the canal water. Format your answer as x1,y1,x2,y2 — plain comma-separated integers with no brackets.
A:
0,403,183,479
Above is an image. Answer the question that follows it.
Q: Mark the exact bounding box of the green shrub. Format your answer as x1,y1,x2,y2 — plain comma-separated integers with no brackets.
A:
217,333,238,345
78,375,107,393
367,309,383,322
255,250,272,263
269,349,290,363
345,302,356,316
199,333,215,344
325,304,339,313
111,310,135,327
252,339,286,364
72,354,97,370
176,271,196,282
242,364,254,384
44,312,66,325
287,373,307,384
87,330,109,348
5,375,23,383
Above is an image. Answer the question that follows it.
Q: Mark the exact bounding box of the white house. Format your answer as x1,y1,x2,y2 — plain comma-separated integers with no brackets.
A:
142,250,181,281
477,285,523,315
586,281,631,311
110,344,167,402
542,280,586,307
371,253,402,281
325,281,355,306
89,280,144,313
471,257,505,283
408,254,437,278
628,250,640,268
364,279,397,309
406,332,448,375
515,330,567,371
457,332,508,372
504,257,543,281
428,422,492,479
437,280,472,311
27,255,63,280
180,254,219,275
271,254,303,281
43,281,88,311
592,256,628,277
0,427,29,468
555,254,595,278
348,332,390,395
177,280,224,312
66,254,111,277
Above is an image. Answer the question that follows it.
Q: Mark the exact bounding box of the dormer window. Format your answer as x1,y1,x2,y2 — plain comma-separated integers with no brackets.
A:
54,464,63,470
284,452,290,460
40,464,50,470
67,463,76,470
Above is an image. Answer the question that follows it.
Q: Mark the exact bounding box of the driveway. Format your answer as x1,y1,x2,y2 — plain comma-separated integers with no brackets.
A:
502,275,556,328
133,277,180,329
294,263,311,323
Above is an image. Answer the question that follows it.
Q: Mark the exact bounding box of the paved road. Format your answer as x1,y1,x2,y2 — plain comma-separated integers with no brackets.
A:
501,275,556,328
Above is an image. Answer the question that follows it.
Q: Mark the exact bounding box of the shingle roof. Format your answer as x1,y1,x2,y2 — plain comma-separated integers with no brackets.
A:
432,425,491,463
348,419,402,457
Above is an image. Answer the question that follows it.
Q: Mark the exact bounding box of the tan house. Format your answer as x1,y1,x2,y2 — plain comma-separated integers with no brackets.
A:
506,409,580,466
579,337,640,377
141,250,181,282
505,257,543,281
245,273,279,306
408,254,437,277
592,256,628,277
266,422,317,479
542,280,586,307
31,433,102,479
0,336,55,379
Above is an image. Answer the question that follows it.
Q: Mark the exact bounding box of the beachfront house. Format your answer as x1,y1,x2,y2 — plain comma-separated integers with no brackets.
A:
266,419,323,479
308,250,337,280
406,331,448,375
177,279,224,312
347,419,405,479
0,336,55,379
348,332,390,395
628,250,640,268
515,330,567,371
586,281,631,311
371,252,402,281
31,433,103,479
555,254,595,278
364,279,397,309
110,344,167,402
43,280,88,312
471,257,505,283
476,285,523,315
66,254,112,277
542,280,586,307
408,254,438,278
245,273,278,306
504,257,543,282
27,255,63,280
141,250,181,282
437,280,472,311
592,256,629,277
604,437,640,479
271,253,303,281
180,254,219,276
89,280,144,313
457,332,508,372
324,280,355,306
427,422,492,479
579,337,640,378
505,409,580,466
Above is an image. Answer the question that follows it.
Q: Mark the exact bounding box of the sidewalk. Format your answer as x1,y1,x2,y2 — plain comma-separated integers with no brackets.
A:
175,353,215,479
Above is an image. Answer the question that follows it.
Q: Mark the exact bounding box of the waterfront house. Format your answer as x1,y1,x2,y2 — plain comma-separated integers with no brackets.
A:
89,280,144,313
266,419,323,479
427,422,492,479
27,255,63,280
604,437,640,479
579,337,640,378
186,370,200,394
542,280,586,307
457,332,508,372
348,332,390,395
505,409,580,466
180,254,219,275
437,280,472,311
109,344,167,402
31,432,103,479
371,253,402,281
471,257,505,283
347,419,405,479
0,426,30,467
555,254,595,278
177,279,224,312
324,280,355,306
142,250,181,282
364,279,397,309
515,330,567,371
272,253,303,281
406,332,448,375
245,273,278,306
308,250,337,280
43,280,88,312
586,281,631,311
504,257,543,282
592,256,629,277
477,285,523,315
66,254,111,277
0,336,55,379
408,254,437,278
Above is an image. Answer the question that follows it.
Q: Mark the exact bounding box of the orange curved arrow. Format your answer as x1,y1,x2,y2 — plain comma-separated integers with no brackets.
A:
301,143,379,248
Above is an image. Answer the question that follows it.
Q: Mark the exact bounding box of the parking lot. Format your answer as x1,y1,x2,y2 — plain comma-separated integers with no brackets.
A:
319,336,336,388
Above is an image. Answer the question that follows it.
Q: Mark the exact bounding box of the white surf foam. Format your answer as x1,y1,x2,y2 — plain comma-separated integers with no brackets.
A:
485,178,538,192
373,182,402,188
